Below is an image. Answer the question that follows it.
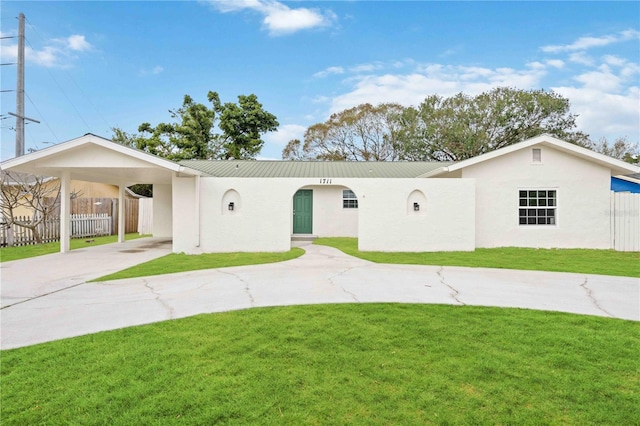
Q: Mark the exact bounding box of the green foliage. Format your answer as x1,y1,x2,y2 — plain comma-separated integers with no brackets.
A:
314,238,640,277
92,248,305,281
396,87,590,161
284,88,594,162
2,304,639,424
112,91,278,161
283,103,404,161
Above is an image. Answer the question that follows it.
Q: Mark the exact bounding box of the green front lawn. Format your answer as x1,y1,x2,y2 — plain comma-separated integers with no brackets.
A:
92,248,305,281
2,304,638,424
315,238,640,277
0,233,149,262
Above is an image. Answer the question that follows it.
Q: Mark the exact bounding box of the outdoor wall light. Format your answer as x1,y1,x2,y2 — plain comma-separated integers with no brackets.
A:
414,202,420,211
228,202,235,211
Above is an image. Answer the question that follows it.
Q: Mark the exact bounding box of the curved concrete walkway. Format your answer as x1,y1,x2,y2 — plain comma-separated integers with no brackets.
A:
1,241,638,349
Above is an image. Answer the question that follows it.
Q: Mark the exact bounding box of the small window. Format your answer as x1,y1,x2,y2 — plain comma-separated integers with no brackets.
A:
343,189,358,209
532,148,542,163
519,189,556,225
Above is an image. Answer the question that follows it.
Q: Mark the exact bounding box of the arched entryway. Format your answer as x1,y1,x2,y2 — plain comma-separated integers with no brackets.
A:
290,184,359,240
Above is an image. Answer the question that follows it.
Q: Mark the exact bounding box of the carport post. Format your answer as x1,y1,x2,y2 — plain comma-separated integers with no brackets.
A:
60,170,71,253
118,185,125,243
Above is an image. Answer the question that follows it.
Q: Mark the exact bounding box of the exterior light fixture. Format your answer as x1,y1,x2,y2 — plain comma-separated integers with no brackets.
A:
414,202,420,211
228,202,235,211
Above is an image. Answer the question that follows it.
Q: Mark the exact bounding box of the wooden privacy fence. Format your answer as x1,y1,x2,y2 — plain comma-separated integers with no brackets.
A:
611,191,640,252
47,197,139,234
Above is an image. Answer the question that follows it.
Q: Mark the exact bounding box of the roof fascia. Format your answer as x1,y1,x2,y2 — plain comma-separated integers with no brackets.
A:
441,134,640,175
613,175,640,184
1,134,204,177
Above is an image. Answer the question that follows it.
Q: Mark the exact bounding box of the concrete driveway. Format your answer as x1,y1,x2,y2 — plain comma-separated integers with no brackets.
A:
1,240,638,349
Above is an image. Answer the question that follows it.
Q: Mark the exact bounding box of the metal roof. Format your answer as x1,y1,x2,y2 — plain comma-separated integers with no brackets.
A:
179,160,452,178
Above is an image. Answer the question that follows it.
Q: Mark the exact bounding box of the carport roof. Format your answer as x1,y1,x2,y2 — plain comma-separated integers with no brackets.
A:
180,159,452,178
1,133,204,185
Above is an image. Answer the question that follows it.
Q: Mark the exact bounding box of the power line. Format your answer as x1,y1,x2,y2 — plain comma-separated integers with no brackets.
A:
23,17,107,134
22,35,92,133
25,91,60,143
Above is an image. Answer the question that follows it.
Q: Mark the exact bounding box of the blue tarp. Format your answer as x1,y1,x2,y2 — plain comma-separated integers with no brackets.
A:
611,177,640,193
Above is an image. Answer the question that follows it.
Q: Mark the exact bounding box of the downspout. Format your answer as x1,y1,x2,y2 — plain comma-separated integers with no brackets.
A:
195,175,200,247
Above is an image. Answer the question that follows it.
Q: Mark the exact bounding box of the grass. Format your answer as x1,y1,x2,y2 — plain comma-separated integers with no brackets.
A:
1,304,638,424
92,248,305,281
315,237,640,278
0,233,149,263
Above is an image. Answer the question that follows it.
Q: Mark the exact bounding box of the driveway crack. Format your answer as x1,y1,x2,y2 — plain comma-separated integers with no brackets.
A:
218,270,255,307
0,282,86,310
580,277,613,318
143,279,175,319
438,266,465,305
328,267,360,302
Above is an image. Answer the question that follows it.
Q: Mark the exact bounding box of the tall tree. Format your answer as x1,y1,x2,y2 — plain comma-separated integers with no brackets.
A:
394,87,590,161
282,103,404,161
585,136,639,164
286,88,591,162
112,91,278,161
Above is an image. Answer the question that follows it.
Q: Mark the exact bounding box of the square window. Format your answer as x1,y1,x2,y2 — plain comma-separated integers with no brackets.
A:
342,189,358,209
519,189,557,226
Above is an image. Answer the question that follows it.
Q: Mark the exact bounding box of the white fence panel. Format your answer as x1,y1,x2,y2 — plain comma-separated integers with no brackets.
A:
611,192,640,252
70,213,112,238
138,198,153,235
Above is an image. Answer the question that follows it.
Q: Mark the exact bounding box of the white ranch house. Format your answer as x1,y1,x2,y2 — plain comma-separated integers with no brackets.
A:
2,133,638,253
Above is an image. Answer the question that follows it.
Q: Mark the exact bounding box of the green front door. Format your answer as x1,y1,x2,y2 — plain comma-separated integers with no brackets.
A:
293,190,313,234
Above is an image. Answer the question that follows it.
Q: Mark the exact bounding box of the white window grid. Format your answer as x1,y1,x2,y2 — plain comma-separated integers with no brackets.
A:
342,189,358,209
519,189,556,225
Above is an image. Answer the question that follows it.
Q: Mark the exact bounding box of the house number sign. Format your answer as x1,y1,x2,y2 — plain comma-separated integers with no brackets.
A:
319,178,333,184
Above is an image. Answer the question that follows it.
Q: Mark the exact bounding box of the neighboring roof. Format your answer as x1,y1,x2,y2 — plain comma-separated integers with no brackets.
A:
614,173,640,185
180,159,451,178
1,133,204,185
421,134,640,178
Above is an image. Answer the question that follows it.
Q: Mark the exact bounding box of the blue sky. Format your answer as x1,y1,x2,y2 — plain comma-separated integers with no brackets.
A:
1,1,639,161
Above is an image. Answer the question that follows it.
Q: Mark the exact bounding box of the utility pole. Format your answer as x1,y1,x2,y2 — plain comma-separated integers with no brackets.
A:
10,13,39,157
15,12,25,157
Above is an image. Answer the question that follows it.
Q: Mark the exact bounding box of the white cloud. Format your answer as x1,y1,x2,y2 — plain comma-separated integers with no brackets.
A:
263,124,307,152
546,59,565,69
328,63,546,114
541,29,640,53
139,65,164,77
553,86,639,140
0,32,92,68
313,66,344,78
205,0,336,36
66,35,92,52
568,52,595,66
349,62,385,73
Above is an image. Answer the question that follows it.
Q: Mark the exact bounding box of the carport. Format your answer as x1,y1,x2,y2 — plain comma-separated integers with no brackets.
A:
0,133,203,252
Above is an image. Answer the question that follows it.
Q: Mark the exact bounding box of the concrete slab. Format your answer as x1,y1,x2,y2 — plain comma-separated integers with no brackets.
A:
1,241,638,350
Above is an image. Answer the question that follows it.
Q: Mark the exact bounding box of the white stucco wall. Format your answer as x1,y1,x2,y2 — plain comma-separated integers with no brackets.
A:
171,177,197,252
152,183,172,238
297,185,358,237
463,144,613,249
171,177,475,254
356,179,476,252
